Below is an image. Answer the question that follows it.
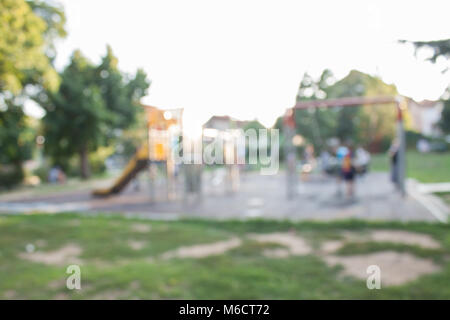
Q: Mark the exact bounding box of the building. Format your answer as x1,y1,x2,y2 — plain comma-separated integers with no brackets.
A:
202,115,256,130
407,99,443,137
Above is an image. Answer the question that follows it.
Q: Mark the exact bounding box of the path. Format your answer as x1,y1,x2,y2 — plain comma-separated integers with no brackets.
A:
0,171,445,222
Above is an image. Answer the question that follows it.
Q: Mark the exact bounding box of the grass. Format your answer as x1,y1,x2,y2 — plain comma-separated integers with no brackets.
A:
436,192,450,206
0,213,449,299
335,241,447,262
370,151,450,183
0,174,117,201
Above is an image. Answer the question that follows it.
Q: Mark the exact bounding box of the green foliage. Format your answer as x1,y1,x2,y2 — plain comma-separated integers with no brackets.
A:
41,47,150,178
0,0,61,93
0,99,34,187
0,0,66,187
294,70,338,150
88,146,115,175
26,0,67,61
280,69,401,153
41,50,107,171
402,39,450,134
401,39,450,67
32,163,50,182
439,93,450,134
96,46,134,132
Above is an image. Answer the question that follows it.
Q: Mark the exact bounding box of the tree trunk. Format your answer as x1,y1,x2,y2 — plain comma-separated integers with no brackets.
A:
79,144,90,179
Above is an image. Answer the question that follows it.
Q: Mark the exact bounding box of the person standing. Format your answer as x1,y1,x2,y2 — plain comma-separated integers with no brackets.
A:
341,146,356,199
389,140,400,185
335,145,348,197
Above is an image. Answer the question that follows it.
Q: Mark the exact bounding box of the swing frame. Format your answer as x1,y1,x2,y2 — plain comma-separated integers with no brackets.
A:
285,95,407,196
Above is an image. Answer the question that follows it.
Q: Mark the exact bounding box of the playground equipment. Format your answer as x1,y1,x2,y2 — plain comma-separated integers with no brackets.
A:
284,95,408,198
92,105,183,197
201,125,244,195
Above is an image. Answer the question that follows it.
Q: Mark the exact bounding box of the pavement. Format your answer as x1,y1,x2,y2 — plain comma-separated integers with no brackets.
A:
0,170,446,222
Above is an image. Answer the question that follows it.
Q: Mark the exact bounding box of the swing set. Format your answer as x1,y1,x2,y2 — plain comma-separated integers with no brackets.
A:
283,95,408,198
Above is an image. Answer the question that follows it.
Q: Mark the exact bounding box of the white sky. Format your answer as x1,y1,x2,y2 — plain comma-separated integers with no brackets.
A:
33,0,450,127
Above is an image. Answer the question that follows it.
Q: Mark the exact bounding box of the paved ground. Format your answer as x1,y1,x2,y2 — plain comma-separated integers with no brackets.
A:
0,170,442,222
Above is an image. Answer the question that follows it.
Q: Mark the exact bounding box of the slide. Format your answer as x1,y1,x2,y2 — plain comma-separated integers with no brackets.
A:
92,145,149,197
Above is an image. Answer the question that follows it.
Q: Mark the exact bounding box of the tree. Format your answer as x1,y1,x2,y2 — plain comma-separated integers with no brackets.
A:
26,0,66,62
41,47,150,178
95,46,150,135
328,70,401,152
439,89,450,135
402,39,450,134
294,70,338,151
0,0,62,93
41,51,107,178
275,69,406,155
0,0,65,187
0,98,34,186
400,39,450,70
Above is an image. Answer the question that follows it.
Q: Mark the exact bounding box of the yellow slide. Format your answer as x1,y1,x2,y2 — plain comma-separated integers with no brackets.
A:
92,145,149,197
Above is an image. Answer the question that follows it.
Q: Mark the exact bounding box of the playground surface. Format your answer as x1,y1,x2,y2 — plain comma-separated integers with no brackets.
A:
0,171,443,222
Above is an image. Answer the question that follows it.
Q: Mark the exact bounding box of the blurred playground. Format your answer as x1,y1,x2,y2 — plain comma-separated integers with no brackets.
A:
1,0,450,300
1,101,448,223
2,93,449,300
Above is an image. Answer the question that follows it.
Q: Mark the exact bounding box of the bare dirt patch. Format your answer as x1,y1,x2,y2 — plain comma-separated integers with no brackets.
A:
129,280,141,290
130,223,151,233
323,251,440,286
161,238,242,259
53,293,69,300
19,244,82,266
48,279,66,290
249,232,312,256
3,290,17,299
66,219,81,227
320,240,345,254
320,230,441,255
368,230,440,249
128,240,146,251
35,239,48,247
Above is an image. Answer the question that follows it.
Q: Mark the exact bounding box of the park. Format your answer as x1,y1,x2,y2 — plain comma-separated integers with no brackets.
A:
0,0,450,300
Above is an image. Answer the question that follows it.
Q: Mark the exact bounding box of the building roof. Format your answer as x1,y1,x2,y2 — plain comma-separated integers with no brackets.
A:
408,98,441,108
203,115,258,130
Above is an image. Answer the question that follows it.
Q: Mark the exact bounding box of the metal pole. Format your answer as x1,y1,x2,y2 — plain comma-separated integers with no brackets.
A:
396,99,406,197
283,108,297,200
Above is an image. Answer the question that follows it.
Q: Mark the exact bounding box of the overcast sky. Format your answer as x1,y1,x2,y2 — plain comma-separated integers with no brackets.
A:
43,0,450,128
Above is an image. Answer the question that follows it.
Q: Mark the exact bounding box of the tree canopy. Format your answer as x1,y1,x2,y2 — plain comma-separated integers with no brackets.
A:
41,47,150,178
0,0,66,187
402,39,450,134
276,69,404,153
400,39,450,67
0,0,63,93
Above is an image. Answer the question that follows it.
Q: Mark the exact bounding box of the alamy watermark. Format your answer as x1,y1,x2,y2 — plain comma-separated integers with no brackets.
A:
169,128,280,175
366,265,381,289
66,265,81,290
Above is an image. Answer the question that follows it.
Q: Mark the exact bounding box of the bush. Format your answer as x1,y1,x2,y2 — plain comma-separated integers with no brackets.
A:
33,165,50,183
89,146,114,176
0,163,24,189
405,130,426,149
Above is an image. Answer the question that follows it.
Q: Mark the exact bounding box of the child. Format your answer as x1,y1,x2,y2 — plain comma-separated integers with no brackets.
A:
341,148,355,198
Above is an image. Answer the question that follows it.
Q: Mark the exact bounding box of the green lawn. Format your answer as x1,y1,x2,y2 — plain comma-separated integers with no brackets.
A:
437,193,450,206
0,174,118,202
370,151,450,183
0,213,449,299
